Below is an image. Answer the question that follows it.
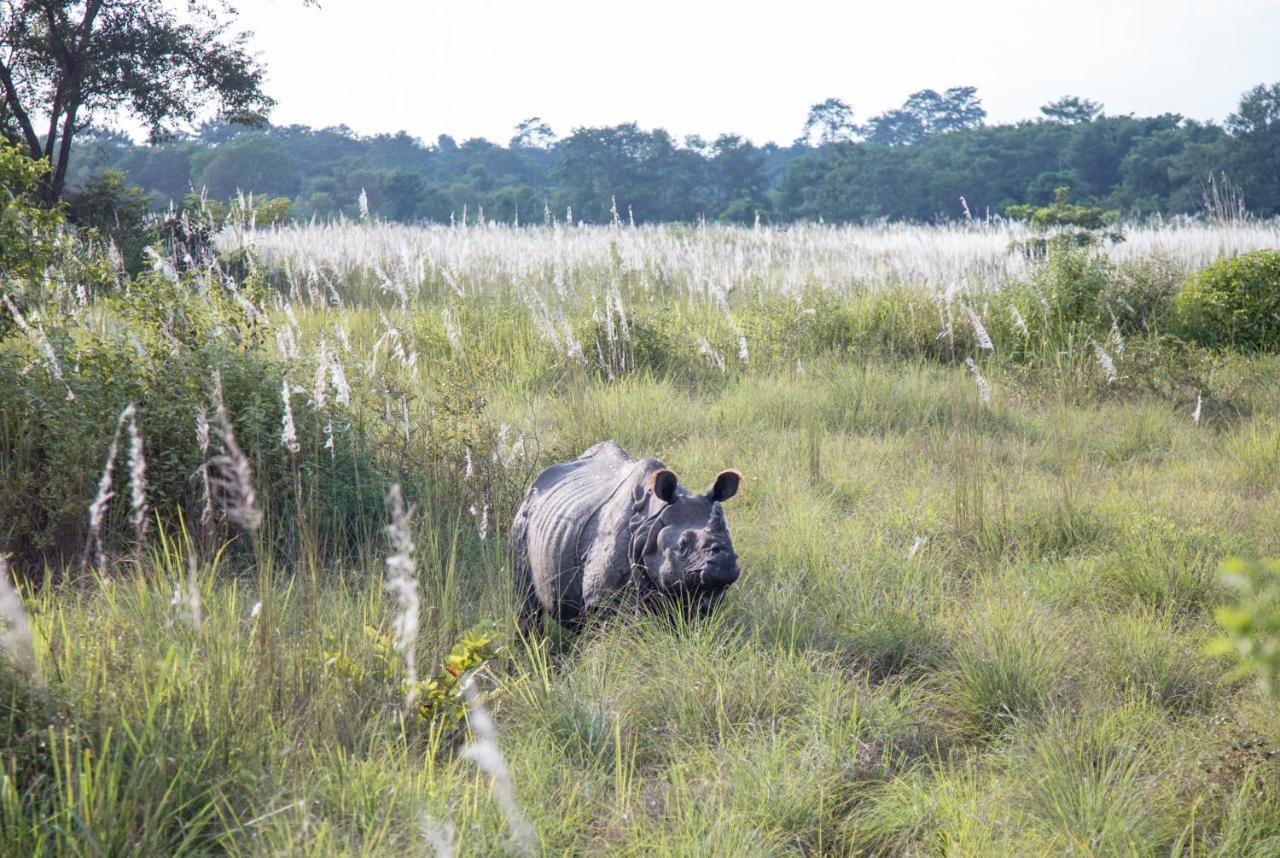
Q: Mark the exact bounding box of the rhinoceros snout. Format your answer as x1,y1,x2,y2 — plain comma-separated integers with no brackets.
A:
699,555,739,589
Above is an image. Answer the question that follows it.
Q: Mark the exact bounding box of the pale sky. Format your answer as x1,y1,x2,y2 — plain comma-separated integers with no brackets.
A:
229,0,1280,145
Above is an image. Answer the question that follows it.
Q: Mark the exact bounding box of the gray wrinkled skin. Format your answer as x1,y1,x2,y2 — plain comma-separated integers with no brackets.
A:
511,441,741,632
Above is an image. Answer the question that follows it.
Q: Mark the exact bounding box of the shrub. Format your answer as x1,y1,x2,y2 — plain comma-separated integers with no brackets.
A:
0,268,391,569
1209,557,1280,699
64,170,156,275
1176,250,1280,352
1034,243,1115,332
0,144,59,268
1006,187,1117,230
0,141,88,334
324,623,499,731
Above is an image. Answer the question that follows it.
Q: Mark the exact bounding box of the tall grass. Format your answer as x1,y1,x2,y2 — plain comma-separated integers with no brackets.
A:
2,220,1279,853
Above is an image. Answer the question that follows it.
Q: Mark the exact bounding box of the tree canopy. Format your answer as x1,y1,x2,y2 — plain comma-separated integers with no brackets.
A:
0,0,273,200
45,81,1280,226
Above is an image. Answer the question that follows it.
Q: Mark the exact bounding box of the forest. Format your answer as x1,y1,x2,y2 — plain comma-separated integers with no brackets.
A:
59,84,1280,226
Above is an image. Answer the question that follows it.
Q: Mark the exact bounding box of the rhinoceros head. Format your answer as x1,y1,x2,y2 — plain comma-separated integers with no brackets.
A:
633,468,742,614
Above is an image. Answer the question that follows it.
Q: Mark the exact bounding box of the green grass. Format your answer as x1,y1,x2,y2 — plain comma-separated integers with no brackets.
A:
3,232,1280,855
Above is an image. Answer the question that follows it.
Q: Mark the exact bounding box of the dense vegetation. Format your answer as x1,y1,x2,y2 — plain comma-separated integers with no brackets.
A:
4,136,1280,851
56,81,1280,229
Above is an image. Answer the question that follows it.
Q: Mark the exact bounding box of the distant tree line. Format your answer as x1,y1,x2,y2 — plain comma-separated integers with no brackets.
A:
53,82,1280,225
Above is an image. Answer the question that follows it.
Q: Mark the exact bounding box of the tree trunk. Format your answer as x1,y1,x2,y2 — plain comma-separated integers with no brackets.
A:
0,62,43,160
48,99,80,202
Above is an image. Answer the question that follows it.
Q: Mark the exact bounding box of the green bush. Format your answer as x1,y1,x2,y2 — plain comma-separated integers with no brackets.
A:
1209,557,1280,699
1176,250,1280,351
64,170,156,275
0,142,91,334
1006,187,1117,231
0,270,395,569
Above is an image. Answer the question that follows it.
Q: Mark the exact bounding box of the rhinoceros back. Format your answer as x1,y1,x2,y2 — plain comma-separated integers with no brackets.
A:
512,441,657,627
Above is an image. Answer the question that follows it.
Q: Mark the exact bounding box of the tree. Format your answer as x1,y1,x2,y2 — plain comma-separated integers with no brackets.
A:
1226,83,1280,136
932,86,986,133
801,98,855,146
194,132,298,199
551,124,706,223
864,86,985,145
863,108,925,146
901,87,986,135
708,134,769,222
510,117,556,150
382,169,426,221
64,168,152,270
1041,95,1104,124
0,0,278,202
1225,82,1280,216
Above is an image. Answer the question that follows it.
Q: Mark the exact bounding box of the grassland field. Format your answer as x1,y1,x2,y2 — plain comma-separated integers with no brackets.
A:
3,219,1280,855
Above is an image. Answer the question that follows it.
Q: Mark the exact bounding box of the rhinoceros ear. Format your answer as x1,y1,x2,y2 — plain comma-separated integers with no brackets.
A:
708,469,742,502
650,469,678,504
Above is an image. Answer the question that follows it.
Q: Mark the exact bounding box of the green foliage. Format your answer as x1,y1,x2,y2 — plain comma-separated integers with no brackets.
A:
194,133,299,200
1011,243,1116,343
1006,186,1116,229
0,142,72,333
51,79,1280,225
230,193,293,227
1209,557,1280,698
64,170,156,274
0,0,274,200
1176,250,1280,351
1041,95,1104,124
0,143,63,275
0,267,394,565
324,624,499,728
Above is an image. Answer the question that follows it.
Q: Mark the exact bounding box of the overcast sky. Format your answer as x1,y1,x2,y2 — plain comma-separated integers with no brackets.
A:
230,0,1280,145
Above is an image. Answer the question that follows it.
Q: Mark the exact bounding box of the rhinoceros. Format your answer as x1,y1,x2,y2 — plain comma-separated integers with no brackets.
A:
511,441,742,632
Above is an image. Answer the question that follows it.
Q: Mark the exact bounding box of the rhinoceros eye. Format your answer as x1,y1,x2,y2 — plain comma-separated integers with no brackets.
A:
678,531,695,552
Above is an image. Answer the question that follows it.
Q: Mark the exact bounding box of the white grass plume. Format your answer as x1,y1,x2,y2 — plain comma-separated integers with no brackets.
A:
195,407,214,527
84,403,146,567
171,552,203,632
1095,344,1119,384
966,306,994,350
420,814,457,858
85,408,126,569
312,346,329,409
965,357,992,405
0,554,37,680
126,407,148,542
1009,305,1029,338
469,501,490,540
442,307,463,357
384,484,419,714
1108,318,1126,357
207,380,263,531
280,376,299,453
461,678,536,855
328,351,350,406
3,293,73,400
